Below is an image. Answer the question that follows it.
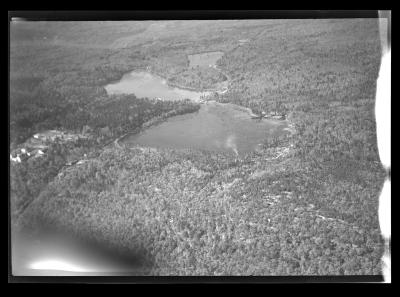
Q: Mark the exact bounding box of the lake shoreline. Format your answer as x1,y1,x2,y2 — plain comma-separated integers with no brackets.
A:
119,102,291,155
143,67,229,95
104,67,294,155
114,105,202,148
166,79,228,94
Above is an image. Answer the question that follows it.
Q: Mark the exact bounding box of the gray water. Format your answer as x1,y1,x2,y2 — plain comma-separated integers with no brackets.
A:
188,51,224,68
123,101,287,155
105,71,210,101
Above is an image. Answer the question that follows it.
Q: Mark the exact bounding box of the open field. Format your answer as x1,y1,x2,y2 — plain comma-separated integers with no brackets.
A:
10,19,385,275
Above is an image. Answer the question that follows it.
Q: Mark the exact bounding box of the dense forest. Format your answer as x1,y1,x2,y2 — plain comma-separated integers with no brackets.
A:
10,19,386,275
168,67,228,91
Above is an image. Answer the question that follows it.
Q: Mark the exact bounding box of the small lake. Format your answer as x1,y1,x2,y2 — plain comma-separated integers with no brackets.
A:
105,71,210,101
188,51,224,68
122,102,288,155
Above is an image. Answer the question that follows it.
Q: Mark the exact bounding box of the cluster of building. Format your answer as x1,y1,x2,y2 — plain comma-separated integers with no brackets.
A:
251,111,287,120
10,147,45,163
10,129,88,164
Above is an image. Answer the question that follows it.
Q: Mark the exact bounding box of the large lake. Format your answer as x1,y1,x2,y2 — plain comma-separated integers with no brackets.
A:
122,102,287,155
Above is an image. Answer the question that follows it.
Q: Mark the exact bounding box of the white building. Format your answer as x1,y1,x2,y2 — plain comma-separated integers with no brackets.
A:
10,154,21,163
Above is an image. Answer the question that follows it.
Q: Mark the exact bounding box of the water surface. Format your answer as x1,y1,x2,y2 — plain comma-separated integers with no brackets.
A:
105,71,210,101
188,51,224,68
123,102,288,155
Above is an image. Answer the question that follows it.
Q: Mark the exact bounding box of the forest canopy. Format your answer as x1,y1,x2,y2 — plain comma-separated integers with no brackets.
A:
10,19,385,276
